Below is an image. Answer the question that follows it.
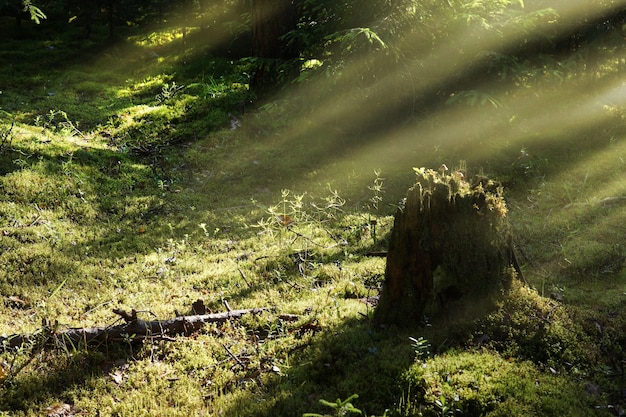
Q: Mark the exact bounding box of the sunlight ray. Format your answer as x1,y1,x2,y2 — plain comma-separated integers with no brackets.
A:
265,1,626,172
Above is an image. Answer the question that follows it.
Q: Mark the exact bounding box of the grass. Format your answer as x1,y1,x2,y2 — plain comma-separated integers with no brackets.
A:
0,15,625,417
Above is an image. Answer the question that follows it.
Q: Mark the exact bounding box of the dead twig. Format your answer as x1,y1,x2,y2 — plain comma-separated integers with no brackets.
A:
237,267,253,289
222,343,246,369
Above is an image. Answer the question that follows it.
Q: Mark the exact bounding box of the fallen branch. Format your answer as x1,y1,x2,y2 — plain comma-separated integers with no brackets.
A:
0,307,269,352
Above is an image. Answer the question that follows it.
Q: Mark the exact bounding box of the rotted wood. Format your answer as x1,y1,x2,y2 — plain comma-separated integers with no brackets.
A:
375,167,521,326
0,307,269,352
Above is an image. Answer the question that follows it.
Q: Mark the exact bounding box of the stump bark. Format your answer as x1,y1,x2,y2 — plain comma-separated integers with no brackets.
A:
375,167,520,326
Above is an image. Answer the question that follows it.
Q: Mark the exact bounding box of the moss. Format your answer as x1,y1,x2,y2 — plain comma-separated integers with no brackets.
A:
402,350,599,417
474,282,600,371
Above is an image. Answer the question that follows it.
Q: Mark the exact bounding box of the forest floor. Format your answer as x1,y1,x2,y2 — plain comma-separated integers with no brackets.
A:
0,19,625,417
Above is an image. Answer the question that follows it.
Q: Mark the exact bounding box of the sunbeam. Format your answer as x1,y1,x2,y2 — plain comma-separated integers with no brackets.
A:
239,0,626,195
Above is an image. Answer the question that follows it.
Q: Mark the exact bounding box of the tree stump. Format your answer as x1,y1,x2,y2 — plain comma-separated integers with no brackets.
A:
375,167,520,326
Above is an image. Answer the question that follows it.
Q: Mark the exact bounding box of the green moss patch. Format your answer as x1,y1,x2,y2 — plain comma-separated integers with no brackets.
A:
402,350,598,417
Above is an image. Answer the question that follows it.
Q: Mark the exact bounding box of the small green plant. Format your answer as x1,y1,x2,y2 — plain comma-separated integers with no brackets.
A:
120,332,137,358
254,187,348,249
303,394,362,417
34,109,84,138
367,171,385,210
434,395,461,417
409,336,431,363
156,82,184,103
365,170,385,242
0,113,15,152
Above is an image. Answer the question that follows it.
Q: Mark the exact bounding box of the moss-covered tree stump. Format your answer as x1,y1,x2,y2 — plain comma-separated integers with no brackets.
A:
375,167,520,326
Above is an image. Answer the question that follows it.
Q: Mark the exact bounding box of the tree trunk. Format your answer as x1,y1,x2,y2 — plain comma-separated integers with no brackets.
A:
250,0,299,94
375,168,520,327
106,0,115,39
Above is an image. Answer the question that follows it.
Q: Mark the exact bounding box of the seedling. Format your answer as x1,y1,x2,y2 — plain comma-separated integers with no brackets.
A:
303,394,362,417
